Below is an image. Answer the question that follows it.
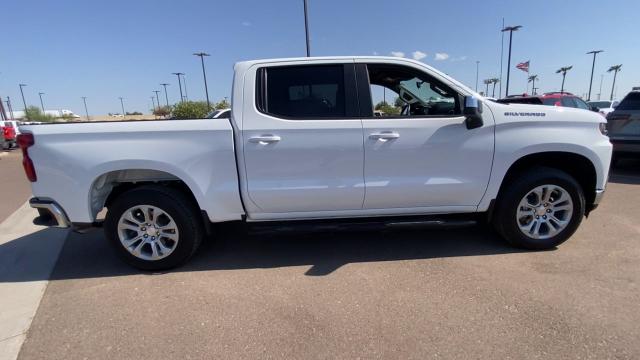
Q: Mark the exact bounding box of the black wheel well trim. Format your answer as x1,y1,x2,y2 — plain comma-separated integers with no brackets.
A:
496,151,598,212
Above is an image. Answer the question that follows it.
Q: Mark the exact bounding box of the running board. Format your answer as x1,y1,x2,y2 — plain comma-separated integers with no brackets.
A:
246,216,477,235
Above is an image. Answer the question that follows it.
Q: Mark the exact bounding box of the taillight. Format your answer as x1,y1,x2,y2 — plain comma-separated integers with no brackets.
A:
17,133,37,182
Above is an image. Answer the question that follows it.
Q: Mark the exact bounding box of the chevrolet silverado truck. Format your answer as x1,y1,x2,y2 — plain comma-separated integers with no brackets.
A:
19,56,612,270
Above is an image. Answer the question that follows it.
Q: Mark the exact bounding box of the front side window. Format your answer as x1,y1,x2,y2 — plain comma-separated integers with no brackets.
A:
261,65,346,118
365,64,460,117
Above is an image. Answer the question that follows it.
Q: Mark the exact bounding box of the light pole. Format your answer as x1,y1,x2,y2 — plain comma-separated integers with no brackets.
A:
475,61,480,92
193,52,211,108
19,84,28,119
556,66,573,93
81,96,90,121
183,75,189,100
586,50,603,101
303,0,311,57
501,25,522,97
597,74,604,100
528,75,538,95
160,83,170,106
119,97,126,117
172,72,184,103
607,64,622,101
491,78,499,98
153,90,161,109
151,96,157,112
38,92,45,112
6,97,14,120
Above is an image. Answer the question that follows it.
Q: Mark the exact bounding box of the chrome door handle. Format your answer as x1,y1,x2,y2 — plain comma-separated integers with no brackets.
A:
249,135,281,144
369,132,400,140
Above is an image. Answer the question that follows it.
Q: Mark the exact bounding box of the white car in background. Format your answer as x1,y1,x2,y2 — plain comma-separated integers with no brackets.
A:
588,100,619,117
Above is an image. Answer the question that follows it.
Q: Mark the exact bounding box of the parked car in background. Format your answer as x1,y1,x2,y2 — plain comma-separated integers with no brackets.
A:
206,108,231,119
588,100,619,117
606,90,640,162
2,123,17,149
498,92,592,111
3,120,22,136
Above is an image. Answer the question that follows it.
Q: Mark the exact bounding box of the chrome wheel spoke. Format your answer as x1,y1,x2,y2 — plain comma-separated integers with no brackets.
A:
117,205,179,261
516,184,573,240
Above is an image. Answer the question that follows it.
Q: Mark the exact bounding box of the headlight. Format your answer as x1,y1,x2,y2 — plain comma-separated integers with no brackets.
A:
599,122,608,136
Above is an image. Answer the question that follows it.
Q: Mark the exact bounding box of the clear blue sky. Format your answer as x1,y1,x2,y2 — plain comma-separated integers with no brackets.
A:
1,0,638,115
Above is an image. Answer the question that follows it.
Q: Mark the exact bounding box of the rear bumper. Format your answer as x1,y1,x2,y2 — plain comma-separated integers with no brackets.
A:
29,198,71,228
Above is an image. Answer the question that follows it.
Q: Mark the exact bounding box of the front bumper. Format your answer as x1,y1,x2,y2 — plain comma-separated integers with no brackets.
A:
29,198,71,228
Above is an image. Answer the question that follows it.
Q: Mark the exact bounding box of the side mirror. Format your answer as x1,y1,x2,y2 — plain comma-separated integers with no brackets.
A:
464,96,483,130
590,106,599,112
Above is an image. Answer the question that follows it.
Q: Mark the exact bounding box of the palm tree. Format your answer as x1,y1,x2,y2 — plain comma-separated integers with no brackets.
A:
556,66,573,93
607,64,622,101
528,75,539,95
490,78,500,98
483,79,492,96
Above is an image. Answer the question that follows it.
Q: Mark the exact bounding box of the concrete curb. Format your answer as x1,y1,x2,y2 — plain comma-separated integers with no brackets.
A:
0,202,68,360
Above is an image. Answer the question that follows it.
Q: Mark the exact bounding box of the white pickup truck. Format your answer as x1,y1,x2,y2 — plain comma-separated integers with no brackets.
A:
19,56,612,270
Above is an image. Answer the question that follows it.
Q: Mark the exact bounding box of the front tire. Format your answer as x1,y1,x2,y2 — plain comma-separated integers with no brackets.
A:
104,185,204,270
493,167,585,250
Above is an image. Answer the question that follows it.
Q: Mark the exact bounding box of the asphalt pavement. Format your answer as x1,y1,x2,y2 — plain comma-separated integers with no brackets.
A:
1,153,639,359
0,150,32,222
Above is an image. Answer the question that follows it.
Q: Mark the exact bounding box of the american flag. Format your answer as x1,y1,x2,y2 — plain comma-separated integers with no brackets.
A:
516,61,530,73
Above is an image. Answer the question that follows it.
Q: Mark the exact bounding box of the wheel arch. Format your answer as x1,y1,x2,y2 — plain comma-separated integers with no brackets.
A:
492,151,598,216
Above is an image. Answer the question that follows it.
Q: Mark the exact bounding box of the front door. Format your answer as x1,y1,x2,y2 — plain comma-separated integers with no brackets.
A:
357,61,494,210
241,62,365,215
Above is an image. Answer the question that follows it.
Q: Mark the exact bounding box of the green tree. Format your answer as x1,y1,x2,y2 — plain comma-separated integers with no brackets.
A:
171,101,212,119
374,101,400,115
394,96,405,108
215,99,230,110
24,106,55,122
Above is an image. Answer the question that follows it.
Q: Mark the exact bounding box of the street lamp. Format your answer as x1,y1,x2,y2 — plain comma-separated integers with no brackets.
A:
527,75,538,95
501,25,522,97
160,83,170,106
81,96,90,121
151,96,157,112
586,50,603,101
119,97,126,118
153,90,161,109
193,52,211,108
483,79,491,96
303,0,311,57
607,64,622,101
19,84,28,119
38,92,45,112
172,72,185,103
475,61,480,92
556,66,573,93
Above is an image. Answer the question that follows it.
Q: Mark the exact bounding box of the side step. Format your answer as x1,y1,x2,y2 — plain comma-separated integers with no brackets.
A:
247,216,478,235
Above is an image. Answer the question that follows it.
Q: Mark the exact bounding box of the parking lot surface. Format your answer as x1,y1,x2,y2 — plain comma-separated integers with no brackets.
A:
4,160,639,359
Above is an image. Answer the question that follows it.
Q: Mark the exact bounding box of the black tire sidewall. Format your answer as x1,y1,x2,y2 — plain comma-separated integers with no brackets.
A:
104,187,202,270
495,168,585,250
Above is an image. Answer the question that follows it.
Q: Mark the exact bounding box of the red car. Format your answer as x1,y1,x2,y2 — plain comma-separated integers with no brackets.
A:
2,124,16,149
497,92,593,111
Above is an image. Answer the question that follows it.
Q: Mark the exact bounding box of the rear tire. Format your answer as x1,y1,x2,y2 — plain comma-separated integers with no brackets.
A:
104,185,204,270
493,167,585,250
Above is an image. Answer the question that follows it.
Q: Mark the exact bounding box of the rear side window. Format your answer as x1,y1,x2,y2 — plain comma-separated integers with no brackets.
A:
573,98,590,110
561,97,577,108
259,65,346,118
617,92,640,111
542,98,561,106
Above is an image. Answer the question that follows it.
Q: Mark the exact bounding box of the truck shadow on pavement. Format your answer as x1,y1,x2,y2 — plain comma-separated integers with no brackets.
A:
1,224,529,282
609,159,640,185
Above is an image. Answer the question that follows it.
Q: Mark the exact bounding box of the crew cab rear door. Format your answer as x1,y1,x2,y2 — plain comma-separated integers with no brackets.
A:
356,60,494,210
240,61,365,216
